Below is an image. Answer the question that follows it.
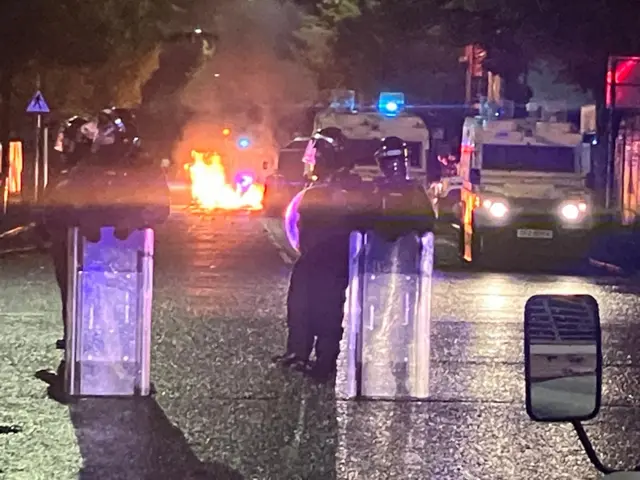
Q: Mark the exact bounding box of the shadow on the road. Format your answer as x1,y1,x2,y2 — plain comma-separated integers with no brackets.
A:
268,375,338,479
35,361,244,480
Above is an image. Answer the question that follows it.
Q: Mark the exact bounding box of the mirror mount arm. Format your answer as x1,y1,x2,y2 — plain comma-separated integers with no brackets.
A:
572,420,615,474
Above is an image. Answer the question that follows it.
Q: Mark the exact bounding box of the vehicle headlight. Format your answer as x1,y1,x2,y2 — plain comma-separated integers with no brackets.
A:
558,200,588,221
482,198,509,218
489,202,508,218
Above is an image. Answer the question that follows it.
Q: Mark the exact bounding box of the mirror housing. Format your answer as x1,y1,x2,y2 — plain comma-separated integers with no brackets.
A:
585,172,595,190
524,294,602,423
262,161,269,170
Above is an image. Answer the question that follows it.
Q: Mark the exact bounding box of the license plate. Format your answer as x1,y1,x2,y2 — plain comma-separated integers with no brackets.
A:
517,229,553,239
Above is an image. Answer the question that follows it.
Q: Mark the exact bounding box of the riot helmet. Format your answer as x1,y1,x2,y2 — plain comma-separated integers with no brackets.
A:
302,135,334,181
316,127,346,153
92,108,141,157
375,136,409,180
54,116,94,166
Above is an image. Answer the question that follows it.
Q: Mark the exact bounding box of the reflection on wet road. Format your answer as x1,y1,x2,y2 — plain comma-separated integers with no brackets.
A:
2,208,640,479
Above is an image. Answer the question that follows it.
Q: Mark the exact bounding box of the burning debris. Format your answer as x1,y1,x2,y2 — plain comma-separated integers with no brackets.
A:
186,151,264,210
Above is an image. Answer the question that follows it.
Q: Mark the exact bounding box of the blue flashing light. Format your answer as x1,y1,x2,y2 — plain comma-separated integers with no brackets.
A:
385,101,398,112
378,92,405,117
237,137,251,149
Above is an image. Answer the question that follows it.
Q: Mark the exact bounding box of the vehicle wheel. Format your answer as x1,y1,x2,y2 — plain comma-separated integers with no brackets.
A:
458,226,465,260
459,226,485,269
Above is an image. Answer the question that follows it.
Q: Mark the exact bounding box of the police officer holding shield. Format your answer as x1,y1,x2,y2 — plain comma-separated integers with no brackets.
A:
370,136,436,394
43,109,170,350
273,127,372,383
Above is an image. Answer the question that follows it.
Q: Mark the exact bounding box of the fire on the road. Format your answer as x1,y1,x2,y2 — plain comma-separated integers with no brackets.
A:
186,150,264,210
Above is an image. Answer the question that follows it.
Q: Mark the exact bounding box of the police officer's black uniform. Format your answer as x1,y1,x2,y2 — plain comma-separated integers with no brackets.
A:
273,128,372,383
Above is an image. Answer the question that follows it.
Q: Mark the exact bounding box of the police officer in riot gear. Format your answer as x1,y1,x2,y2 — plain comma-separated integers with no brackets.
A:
43,108,170,350
370,136,436,394
372,136,436,235
273,128,370,382
307,127,362,188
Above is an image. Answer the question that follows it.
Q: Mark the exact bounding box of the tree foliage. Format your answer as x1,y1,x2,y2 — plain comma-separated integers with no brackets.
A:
437,0,640,93
3,0,639,121
1,0,199,122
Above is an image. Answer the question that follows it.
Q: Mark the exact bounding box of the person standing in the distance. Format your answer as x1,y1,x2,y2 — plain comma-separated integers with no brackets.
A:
272,127,372,383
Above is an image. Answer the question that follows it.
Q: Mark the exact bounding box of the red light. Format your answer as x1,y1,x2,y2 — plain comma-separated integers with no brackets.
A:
606,56,640,107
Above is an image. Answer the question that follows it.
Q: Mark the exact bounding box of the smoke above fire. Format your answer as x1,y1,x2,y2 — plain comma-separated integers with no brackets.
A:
174,0,319,166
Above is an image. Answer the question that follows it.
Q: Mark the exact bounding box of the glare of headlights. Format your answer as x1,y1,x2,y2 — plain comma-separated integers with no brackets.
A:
561,203,580,220
489,202,508,218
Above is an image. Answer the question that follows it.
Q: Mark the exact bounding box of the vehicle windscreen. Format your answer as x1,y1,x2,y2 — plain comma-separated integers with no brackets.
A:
482,144,576,173
277,150,306,180
345,139,422,168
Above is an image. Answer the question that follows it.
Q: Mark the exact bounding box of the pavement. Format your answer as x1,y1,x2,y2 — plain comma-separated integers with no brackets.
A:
2,205,640,479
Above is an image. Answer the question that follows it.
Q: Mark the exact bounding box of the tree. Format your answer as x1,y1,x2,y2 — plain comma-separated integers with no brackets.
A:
291,0,364,89
1,0,206,120
435,0,640,96
0,0,211,180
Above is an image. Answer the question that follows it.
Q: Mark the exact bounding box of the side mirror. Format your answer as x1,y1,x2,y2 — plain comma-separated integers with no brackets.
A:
585,172,595,190
524,294,602,422
262,161,269,170
469,168,481,186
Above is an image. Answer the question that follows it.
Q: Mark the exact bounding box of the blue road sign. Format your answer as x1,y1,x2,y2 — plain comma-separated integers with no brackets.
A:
26,91,50,114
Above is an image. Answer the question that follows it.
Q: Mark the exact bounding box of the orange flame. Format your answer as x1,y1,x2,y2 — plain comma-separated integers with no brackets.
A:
187,150,264,210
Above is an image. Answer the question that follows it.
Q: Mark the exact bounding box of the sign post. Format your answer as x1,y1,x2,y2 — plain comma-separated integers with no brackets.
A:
26,90,50,202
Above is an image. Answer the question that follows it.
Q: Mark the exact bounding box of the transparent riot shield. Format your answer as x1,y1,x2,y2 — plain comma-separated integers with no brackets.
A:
64,227,154,397
342,230,434,399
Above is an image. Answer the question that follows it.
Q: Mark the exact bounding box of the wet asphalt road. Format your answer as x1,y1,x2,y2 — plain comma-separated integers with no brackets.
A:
2,206,640,479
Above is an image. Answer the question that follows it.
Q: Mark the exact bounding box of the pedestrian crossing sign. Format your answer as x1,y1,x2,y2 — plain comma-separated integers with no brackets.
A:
26,90,50,114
